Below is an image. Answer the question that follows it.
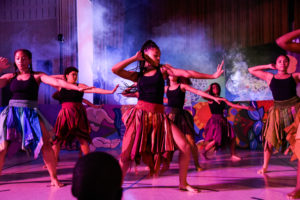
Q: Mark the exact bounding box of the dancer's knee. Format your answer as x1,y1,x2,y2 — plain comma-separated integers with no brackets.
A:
181,142,191,154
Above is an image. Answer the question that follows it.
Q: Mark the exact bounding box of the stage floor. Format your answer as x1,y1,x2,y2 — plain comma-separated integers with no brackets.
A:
0,149,297,200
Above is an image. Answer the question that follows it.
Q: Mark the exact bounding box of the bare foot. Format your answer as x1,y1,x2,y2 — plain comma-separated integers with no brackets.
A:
50,179,64,188
287,189,300,199
179,185,200,193
257,167,267,174
231,155,241,162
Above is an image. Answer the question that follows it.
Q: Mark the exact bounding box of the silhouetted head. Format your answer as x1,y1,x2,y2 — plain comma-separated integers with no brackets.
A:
72,152,123,200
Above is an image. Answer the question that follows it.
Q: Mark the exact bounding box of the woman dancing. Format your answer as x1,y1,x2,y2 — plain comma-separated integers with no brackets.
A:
276,29,300,199
51,66,118,162
248,54,300,175
122,77,223,173
0,49,88,187
200,83,253,161
163,75,223,172
112,40,224,192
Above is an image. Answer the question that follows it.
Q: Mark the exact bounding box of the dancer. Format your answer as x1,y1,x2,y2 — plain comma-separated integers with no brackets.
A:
112,40,224,192
122,79,222,173
248,54,300,175
200,83,254,161
52,92,101,156
0,49,88,187
51,66,118,162
163,75,223,172
276,29,300,199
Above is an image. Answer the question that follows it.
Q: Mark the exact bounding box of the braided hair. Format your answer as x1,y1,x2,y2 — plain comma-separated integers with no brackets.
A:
138,40,160,77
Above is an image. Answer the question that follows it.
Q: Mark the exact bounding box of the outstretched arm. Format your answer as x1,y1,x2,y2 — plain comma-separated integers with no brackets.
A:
223,98,254,111
162,60,224,79
39,73,85,91
49,75,65,90
112,52,141,82
276,29,300,53
248,64,275,84
182,84,222,104
80,84,119,94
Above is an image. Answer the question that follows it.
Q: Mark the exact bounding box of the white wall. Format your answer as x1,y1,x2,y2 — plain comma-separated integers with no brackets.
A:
77,0,94,102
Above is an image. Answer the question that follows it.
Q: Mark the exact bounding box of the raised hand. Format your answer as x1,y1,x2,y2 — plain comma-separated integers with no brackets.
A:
214,97,223,104
0,57,10,70
111,84,119,94
212,60,224,78
162,64,175,76
143,53,158,67
135,51,144,61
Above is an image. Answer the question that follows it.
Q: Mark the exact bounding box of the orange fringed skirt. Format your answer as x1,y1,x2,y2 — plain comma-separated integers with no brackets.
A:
120,101,175,169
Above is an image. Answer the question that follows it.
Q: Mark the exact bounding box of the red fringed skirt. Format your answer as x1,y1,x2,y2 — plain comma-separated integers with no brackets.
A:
53,102,91,145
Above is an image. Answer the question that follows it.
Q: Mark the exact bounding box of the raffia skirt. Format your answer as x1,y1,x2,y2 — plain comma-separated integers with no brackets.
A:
203,114,235,148
53,102,91,145
263,96,300,153
0,99,53,158
281,97,300,160
120,101,174,168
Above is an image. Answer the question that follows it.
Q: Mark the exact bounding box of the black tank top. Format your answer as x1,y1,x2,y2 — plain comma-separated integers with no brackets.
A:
269,75,297,101
10,74,39,101
59,88,83,103
209,101,226,115
137,68,165,104
167,85,185,108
